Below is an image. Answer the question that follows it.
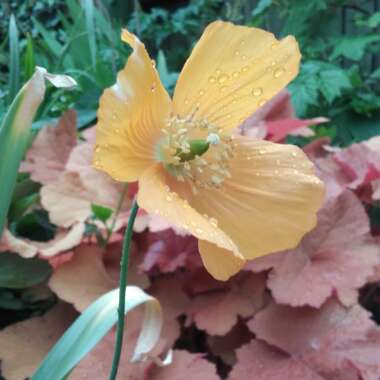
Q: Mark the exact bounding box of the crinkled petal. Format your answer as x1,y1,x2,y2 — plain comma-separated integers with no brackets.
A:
94,29,171,182
173,21,301,132
189,137,324,260
137,165,245,280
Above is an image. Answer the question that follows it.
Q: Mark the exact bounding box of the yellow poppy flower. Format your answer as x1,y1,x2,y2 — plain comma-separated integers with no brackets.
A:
93,21,324,281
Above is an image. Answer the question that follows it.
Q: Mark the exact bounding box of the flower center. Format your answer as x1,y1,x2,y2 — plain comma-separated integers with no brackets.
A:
159,114,234,193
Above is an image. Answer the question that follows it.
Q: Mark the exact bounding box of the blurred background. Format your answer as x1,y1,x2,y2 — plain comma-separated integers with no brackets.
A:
1,0,380,144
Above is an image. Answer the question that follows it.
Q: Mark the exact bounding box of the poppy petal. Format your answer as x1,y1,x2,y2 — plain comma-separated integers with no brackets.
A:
94,29,171,182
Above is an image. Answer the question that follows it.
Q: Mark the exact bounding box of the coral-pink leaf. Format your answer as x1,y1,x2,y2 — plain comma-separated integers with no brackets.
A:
229,340,323,380
249,191,380,307
20,110,77,185
150,350,220,380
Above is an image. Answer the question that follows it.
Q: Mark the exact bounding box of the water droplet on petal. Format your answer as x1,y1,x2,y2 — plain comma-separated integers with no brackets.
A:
234,50,240,56
209,217,218,227
199,89,205,96
292,151,297,157
258,99,267,107
252,87,263,97
273,67,285,78
166,194,173,202
242,66,248,73
218,74,229,84
232,71,240,78
95,145,101,153
208,76,216,83
220,86,228,92
241,54,247,60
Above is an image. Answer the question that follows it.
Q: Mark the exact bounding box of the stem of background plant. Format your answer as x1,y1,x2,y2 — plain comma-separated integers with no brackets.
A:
104,183,128,247
108,199,139,380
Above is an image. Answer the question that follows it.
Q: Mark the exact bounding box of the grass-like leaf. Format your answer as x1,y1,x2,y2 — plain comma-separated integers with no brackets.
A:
0,67,76,238
8,14,20,104
30,286,162,380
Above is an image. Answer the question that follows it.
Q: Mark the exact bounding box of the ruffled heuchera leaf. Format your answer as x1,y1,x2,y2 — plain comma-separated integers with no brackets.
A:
150,350,220,380
249,298,380,379
138,230,201,274
186,273,266,335
49,243,149,312
20,110,77,185
249,191,380,307
229,340,324,380
242,89,327,141
40,127,129,228
0,223,85,258
0,303,77,380
333,143,380,192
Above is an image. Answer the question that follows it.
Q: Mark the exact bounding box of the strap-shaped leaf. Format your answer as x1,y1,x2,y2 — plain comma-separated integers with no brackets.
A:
31,286,162,380
0,67,76,237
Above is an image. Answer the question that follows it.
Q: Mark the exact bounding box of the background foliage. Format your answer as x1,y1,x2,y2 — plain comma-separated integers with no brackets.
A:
1,0,380,379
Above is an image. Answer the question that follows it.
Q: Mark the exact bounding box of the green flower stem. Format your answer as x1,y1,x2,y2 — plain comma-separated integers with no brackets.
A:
108,199,139,380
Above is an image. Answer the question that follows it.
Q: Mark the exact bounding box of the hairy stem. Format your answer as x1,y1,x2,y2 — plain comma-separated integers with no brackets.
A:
108,200,139,380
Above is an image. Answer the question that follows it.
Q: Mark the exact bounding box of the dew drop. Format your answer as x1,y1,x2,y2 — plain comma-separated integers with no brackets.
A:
241,54,247,60
208,76,216,83
151,59,156,68
258,99,267,107
215,69,221,75
234,50,240,56
292,152,297,157
242,66,249,73
196,228,203,234
251,87,263,97
259,149,265,154
240,40,246,46
273,67,285,78
209,217,218,227
232,71,240,78
218,73,229,84
95,145,101,153
271,42,278,49
151,83,156,92
115,128,120,134
191,221,197,227
94,159,100,166
166,194,173,202
271,61,276,66
220,86,228,92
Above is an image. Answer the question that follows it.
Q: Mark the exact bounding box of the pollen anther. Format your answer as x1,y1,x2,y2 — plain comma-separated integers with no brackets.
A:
160,114,234,192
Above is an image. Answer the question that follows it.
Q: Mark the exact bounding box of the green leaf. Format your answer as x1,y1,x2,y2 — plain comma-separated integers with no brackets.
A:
318,67,351,104
23,34,36,82
31,286,163,380
8,14,20,104
91,203,113,223
252,0,272,16
334,110,380,143
330,35,380,61
156,50,178,91
83,0,97,68
368,12,380,28
0,67,76,238
288,63,320,116
0,252,52,289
